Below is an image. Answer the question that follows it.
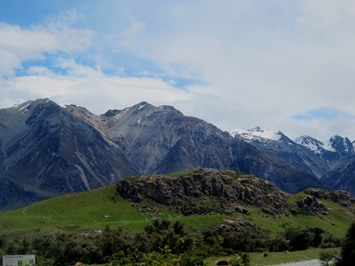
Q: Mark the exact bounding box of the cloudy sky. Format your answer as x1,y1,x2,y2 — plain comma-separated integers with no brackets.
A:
1,0,355,140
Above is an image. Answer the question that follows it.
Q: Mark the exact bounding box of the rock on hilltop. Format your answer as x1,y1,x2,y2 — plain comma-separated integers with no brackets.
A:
116,168,289,215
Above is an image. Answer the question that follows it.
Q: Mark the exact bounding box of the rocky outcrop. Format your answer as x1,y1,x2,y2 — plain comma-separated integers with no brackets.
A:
116,168,289,215
305,188,355,207
297,195,327,215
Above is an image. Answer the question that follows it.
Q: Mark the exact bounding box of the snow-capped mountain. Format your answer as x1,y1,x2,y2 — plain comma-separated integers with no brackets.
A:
230,126,286,142
230,127,330,178
295,135,354,168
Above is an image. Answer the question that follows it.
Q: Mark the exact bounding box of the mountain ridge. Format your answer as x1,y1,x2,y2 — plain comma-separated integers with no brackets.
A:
0,99,339,211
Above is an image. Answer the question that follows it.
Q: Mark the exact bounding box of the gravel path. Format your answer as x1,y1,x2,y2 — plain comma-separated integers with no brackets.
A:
274,259,322,266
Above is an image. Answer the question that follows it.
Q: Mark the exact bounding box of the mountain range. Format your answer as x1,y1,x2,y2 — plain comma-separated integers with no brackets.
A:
0,98,353,211
231,127,355,196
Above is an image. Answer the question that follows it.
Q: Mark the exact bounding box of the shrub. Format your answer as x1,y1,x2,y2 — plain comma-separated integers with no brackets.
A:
285,228,313,251
179,253,206,266
320,234,342,248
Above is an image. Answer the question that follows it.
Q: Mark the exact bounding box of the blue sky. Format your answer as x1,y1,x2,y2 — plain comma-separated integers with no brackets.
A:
1,0,355,139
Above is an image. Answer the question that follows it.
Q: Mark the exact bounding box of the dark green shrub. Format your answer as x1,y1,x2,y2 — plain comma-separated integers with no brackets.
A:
179,253,206,266
337,221,355,266
320,234,342,248
285,228,313,250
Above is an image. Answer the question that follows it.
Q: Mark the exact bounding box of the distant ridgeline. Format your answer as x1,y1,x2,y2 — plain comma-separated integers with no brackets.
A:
0,98,353,211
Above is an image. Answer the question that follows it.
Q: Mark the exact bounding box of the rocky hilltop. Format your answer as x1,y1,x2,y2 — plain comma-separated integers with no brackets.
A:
116,169,355,220
117,168,289,215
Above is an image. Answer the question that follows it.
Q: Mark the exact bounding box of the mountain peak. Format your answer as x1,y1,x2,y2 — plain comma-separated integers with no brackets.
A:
231,127,283,142
249,126,262,132
132,101,153,111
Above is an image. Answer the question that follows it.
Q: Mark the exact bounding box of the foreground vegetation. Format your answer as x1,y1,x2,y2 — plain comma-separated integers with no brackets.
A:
0,218,345,265
206,247,341,266
0,169,354,265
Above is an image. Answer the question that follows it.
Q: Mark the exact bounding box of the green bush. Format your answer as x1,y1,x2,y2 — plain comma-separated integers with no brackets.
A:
320,234,342,248
285,228,314,250
179,253,206,266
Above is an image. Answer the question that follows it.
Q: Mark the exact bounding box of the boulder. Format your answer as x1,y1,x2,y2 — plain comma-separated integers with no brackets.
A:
297,195,327,215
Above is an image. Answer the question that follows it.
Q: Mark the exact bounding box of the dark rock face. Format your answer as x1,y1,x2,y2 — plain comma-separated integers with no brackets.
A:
0,99,137,210
321,158,355,196
116,168,289,215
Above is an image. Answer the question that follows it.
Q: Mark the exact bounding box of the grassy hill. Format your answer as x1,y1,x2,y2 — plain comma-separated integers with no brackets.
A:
0,169,354,239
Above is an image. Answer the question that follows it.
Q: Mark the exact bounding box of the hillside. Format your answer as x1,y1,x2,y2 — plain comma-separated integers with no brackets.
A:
1,169,354,238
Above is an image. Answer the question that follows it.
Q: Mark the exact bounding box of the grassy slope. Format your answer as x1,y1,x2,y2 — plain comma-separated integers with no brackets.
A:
0,184,226,235
0,176,354,238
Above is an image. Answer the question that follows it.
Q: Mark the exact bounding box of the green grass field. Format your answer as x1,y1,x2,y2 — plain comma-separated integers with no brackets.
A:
205,247,340,266
0,183,354,239
0,184,227,235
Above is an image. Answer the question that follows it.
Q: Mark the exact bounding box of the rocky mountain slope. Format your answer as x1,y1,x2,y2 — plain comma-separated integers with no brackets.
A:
230,127,330,178
321,158,355,195
0,99,137,210
293,135,355,196
67,102,323,194
0,99,328,210
295,135,354,168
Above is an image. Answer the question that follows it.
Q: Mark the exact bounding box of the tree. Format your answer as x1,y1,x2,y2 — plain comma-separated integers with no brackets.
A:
337,221,355,266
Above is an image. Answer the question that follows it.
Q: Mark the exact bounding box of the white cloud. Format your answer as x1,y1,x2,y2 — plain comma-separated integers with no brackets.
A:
4,61,191,114
0,11,93,77
95,0,355,139
2,1,355,140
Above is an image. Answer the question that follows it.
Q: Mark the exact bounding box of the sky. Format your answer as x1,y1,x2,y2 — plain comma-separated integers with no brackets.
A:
1,0,355,140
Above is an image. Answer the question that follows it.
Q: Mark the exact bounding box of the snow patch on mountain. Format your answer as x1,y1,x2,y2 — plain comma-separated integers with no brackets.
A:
294,135,348,154
230,126,282,142
294,135,332,154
